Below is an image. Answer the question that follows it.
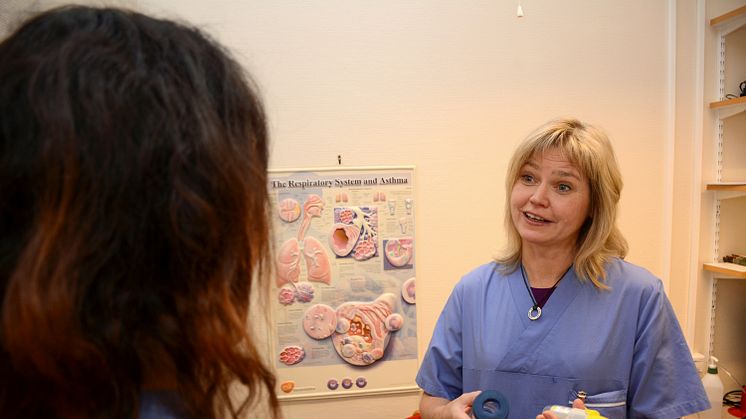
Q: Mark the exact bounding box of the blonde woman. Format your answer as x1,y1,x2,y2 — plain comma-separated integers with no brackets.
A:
416,119,708,419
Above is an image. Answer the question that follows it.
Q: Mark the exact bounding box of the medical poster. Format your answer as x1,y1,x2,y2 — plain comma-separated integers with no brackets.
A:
268,166,419,400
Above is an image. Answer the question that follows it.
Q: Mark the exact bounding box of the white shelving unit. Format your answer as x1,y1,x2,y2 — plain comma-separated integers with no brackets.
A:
694,4,746,413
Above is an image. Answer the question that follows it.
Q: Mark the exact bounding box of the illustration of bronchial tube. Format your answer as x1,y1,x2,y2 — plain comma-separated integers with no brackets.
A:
328,206,378,261
302,293,404,366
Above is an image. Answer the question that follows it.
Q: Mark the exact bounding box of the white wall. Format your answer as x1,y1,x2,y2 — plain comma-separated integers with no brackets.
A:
4,1,678,418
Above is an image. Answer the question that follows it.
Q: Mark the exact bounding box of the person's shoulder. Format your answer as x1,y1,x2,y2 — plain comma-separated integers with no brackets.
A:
462,261,502,281
455,261,503,290
605,257,663,294
139,391,190,419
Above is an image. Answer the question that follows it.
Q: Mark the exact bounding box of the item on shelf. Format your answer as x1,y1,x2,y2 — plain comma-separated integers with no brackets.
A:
701,356,724,419
722,254,746,266
727,81,746,99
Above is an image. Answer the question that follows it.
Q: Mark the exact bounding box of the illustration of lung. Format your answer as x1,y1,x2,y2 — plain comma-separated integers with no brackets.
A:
302,293,404,366
275,195,332,287
276,238,301,287
303,236,331,284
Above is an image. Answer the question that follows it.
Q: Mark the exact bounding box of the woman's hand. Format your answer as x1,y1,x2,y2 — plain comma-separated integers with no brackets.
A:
536,398,586,419
420,391,481,419
445,391,481,418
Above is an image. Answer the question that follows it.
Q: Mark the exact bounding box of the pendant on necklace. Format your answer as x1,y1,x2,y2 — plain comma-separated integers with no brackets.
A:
528,305,541,321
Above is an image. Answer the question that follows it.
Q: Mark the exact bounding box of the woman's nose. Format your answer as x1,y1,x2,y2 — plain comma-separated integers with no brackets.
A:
529,184,549,206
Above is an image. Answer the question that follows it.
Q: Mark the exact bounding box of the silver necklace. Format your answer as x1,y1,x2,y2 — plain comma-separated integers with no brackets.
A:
519,264,572,321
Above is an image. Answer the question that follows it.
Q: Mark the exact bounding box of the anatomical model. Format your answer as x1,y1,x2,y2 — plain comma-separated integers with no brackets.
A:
384,237,413,268
278,198,301,223
302,293,403,366
401,277,416,304
328,206,379,261
276,195,332,287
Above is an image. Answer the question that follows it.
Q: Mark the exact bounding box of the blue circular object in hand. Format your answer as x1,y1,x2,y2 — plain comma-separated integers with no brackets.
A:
472,390,509,419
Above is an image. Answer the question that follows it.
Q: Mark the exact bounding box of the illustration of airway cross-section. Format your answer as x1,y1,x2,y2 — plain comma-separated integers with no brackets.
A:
302,293,403,366
329,206,378,260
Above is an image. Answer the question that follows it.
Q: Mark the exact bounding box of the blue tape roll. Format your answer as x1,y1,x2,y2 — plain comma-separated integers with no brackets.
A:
472,390,509,419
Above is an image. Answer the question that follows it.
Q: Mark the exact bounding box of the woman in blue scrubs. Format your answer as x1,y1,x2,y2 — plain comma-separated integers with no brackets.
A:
416,119,709,419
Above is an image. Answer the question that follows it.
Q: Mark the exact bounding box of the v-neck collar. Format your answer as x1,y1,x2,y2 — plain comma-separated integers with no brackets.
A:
508,264,581,329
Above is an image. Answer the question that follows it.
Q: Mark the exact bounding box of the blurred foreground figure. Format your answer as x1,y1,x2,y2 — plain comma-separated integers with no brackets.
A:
0,6,278,419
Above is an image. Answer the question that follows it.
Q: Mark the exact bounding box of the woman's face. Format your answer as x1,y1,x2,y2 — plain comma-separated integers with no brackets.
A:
510,148,591,253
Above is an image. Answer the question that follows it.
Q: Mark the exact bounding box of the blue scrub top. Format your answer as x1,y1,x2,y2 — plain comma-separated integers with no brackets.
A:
416,259,709,419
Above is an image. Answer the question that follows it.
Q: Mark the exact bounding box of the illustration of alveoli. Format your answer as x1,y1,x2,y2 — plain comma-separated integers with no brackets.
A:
302,293,403,366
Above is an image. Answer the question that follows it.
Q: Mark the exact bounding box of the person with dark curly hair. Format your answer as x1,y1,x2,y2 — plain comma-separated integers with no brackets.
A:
0,6,278,419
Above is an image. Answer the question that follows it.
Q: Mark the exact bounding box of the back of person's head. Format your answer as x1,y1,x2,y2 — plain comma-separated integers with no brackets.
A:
0,6,277,418
496,118,628,288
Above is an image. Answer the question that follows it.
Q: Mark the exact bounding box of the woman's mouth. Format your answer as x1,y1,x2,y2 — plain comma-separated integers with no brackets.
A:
524,212,549,223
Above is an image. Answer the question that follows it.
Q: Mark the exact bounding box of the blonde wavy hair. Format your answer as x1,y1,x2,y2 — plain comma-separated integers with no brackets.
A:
495,118,628,288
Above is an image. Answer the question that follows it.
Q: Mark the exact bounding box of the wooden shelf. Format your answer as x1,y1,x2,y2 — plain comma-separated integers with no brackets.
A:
706,182,746,191
710,5,746,26
709,96,746,109
703,262,746,278
706,183,746,200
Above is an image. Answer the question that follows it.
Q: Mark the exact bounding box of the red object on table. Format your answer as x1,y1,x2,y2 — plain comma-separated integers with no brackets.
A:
726,385,745,418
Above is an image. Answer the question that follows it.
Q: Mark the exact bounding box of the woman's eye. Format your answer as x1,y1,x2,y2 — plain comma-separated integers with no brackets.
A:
557,183,572,192
520,174,535,184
